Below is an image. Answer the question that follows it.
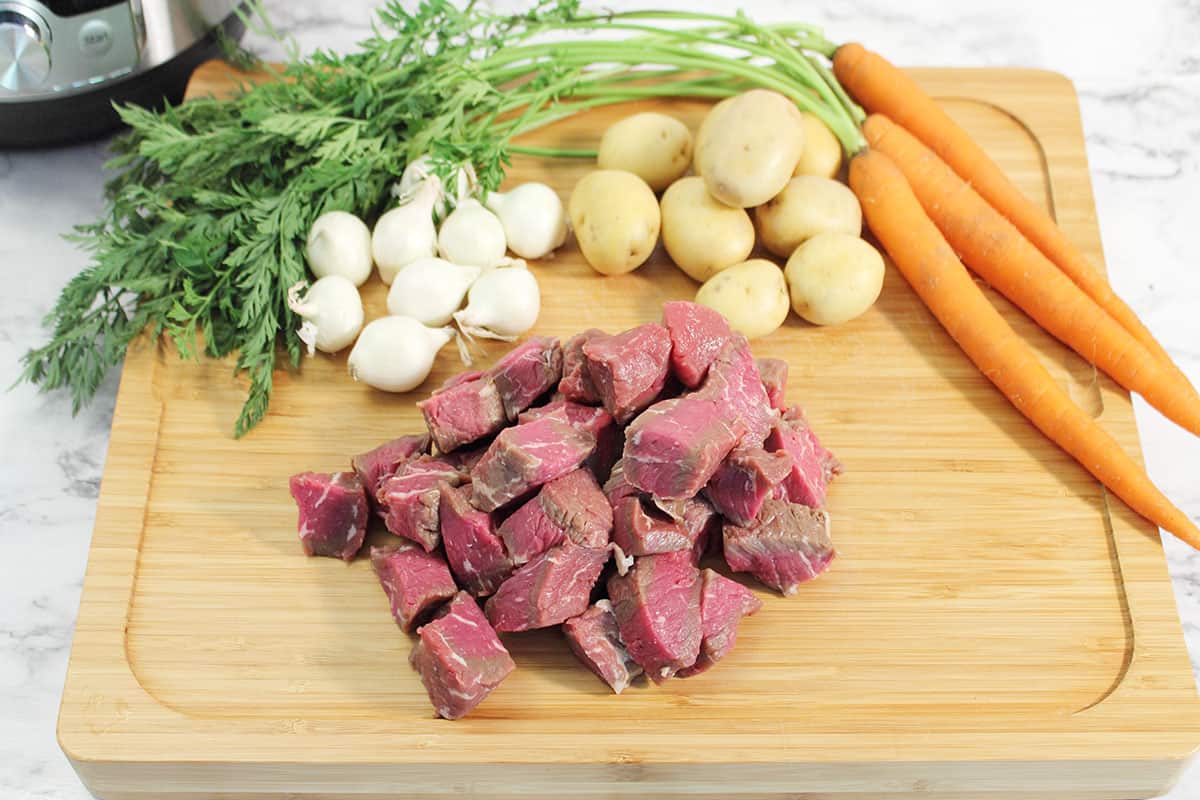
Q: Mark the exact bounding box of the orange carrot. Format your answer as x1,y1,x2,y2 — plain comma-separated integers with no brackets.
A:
861,113,1200,437
834,43,1189,384
849,148,1199,547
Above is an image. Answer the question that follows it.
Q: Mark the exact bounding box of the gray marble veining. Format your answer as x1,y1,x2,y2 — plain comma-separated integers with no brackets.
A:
1,1,1197,798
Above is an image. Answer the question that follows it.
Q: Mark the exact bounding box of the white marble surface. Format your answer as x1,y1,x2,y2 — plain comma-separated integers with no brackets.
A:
1,1,1198,797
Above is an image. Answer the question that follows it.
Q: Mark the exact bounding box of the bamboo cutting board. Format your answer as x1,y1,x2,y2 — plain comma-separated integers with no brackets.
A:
58,61,1200,800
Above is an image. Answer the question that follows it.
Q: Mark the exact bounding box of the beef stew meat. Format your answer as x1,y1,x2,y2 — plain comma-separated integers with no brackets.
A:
755,357,789,410
520,399,621,483
485,543,610,632
410,591,516,720
470,415,597,512
288,471,368,562
677,569,763,677
418,372,508,454
608,549,703,682
723,500,835,595
612,496,695,558
439,483,514,597
489,335,564,421
765,406,843,508
498,468,612,565
622,393,742,499
706,444,794,526
370,544,458,633
583,323,674,424
662,300,732,389
563,599,644,693
350,434,431,510
377,457,464,551
559,328,606,404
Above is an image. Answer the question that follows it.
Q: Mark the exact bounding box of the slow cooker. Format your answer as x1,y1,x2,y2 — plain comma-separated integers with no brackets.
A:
0,0,244,147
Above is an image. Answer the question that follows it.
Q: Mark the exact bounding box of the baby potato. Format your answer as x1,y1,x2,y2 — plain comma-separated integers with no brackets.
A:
695,258,790,340
694,89,805,208
597,112,694,192
794,112,843,179
785,233,885,326
756,175,862,258
660,176,756,283
568,170,661,276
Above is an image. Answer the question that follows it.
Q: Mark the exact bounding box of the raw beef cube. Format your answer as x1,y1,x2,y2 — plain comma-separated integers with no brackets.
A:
622,393,741,499
603,459,639,506
559,329,605,404
289,471,368,562
612,497,695,557
351,434,431,506
563,599,643,693
520,400,621,482
410,591,515,720
583,324,673,423
485,543,609,632
488,336,563,421
439,484,514,596
498,468,612,564
662,301,731,388
702,335,775,444
443,442,490,473
418,373,507,453
677,495,720,562
764,406,843,508
608,549,702,682
378,457,464,551
755,357,788,410
470,416,597,512
723,499,835,595
370,544,457,633
438,370,485,391
706,444,794,526
677,569,763,677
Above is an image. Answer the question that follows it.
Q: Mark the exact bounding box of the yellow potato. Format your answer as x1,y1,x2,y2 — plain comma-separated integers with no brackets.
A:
794,112,843,179
785,233,884,326
695,258,790,340
597,112,694,192
568,170,661,276
756,175,862,258
660,177,755,283
693,89,805,208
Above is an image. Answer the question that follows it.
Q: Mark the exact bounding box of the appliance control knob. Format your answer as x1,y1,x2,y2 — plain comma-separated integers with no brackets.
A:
0,10,51,93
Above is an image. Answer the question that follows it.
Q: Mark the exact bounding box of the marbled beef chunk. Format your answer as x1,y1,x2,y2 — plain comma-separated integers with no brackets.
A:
410,591,515,720
377,457,463,551
608,550,702,682
418,372,507,453
662,301,731,388
764,406,842,508
723,499,835,595
498,468,612,565
559,328,606,404
489,336,563,421
470,415,597,512
520,399,620,482
612,497,697,558
370,544,457,633
288,471,368,562
439,484,514,596
755,357,788,410
485,543,609,632
351,434,431,510
563,599,643,693
706,444,794,526
677,569,762,677
583,324,673,423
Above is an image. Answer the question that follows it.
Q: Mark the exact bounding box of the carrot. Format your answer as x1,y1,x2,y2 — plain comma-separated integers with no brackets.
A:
861,113,1200,437
834,43,1189,385
848,148,1199,547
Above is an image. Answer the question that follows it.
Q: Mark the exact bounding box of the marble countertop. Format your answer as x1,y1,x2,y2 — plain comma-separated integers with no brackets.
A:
1,1,1197,797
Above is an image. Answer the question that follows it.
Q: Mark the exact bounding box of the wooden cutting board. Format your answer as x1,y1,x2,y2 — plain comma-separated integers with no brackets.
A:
58,60,1200,800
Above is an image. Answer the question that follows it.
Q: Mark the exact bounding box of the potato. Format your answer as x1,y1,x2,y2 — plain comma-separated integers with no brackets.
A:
568,170,661,275
794,112,843,179
695,258,790,340
693,89,805,208
785,233,884,326
660,177,755,283
756,175,862,258
597,112,693,192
